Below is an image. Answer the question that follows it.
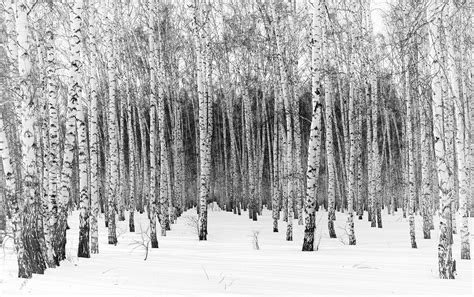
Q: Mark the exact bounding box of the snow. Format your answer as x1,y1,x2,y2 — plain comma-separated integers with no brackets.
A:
1,207,472,296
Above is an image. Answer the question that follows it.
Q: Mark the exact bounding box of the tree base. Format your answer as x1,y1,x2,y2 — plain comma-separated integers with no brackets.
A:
77,240,90,258
328,221,337,238
302,236,314,251
423,231,431,239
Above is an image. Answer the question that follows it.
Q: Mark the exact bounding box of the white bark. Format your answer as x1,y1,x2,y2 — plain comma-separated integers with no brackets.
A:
17,0,41,277
106,4,118,245
89,0,100,254
325,74,336,239
302,0,323,250
69,0,90,258
148,0,159,247
43,8,57,266
127,79,136,233
429,1,455,278
194,0,211,241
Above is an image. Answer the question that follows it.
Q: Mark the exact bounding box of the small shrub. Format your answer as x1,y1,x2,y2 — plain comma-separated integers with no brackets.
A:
129,224,151,261
184,215,200,236
252,230,260,250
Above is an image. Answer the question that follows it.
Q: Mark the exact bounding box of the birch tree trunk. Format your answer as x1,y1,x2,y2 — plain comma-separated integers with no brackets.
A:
225,85,238,215
0,112,30,277
419,6,432,240
195,0,211,240
119,80,128,222
356,94,364,220
17,0,46,275
69,0,90,258
272,79,281,232
366,80,374,222
57,0,80,260
88,0,99,252
118,89,126,222
325,74,336,238
272,0,294,240
345,6,357,245
173,91,184,217
0,7,6,243
148,0,159,247
420,85,432,240
449,0,470,260
43,2,58,266
127,80,136,233
346,80,357,245
106,6,118,245
242,84,257,221
468,1,474,220
455,73,470,260
405,57,417,249
429,1,455,279
287,2,304,225
302,0,323,251
370,76,382,229
89,63,99,252
158,26,170,234
0,143,5,245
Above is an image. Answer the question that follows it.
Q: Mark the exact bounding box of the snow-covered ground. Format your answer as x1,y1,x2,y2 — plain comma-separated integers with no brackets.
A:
1,207,472,296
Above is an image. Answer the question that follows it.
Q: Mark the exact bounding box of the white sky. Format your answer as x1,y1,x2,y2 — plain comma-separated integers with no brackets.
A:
371,0,391,35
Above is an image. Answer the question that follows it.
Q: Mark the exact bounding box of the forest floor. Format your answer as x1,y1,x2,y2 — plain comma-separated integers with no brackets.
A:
1,206,472,296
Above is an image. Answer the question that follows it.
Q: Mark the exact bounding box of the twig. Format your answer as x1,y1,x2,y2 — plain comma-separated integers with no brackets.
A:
201,265,209,280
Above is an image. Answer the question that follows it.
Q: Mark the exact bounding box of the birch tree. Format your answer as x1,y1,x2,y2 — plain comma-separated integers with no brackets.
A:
429,0,455,279
302,0,323,251
106,2,118,245
405,58,417,249
18,0,47,276
148,0,159,247
158,21,170,235
0,5,6,243
69,0,90,258
43,0,58,266
0,109,28,277
325,73,336,238
127,77,136,233
89,0,100,253
446,0,470,261
194,0,211,241
2,0,29,278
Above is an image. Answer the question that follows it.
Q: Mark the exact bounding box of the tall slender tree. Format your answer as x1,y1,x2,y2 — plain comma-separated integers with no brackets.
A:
325,73,336,238
148,0,159,248
89,0,100,253
303,0,323,251
106,1,118,245
429,0,455,279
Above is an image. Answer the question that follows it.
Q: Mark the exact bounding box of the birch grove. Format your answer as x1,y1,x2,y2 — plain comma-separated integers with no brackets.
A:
0,0,470,282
